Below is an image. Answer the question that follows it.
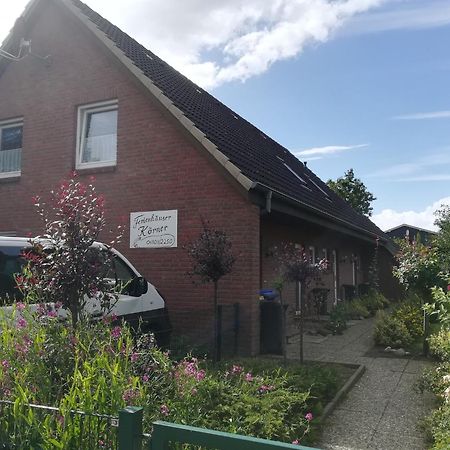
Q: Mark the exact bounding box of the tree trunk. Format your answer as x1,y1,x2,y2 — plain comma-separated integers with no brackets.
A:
280,291,287,365
213,280,219,363
299,281,304,364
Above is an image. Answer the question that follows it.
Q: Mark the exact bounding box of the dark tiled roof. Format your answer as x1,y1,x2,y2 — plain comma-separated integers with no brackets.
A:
70,0,385,239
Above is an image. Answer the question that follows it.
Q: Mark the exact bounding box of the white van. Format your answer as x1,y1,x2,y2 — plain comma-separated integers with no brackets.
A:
0,237,171,344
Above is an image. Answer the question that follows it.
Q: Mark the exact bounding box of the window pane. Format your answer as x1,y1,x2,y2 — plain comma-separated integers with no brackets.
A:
0,125,22,173
82,109,117,163
1,126,22,151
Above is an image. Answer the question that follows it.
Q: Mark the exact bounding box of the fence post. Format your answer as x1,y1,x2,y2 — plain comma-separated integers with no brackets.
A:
118,406,143,450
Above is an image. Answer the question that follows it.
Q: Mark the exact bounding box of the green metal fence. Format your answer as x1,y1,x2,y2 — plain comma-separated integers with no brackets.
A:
147,420,319,450
0,402,320,450
0,399,119,449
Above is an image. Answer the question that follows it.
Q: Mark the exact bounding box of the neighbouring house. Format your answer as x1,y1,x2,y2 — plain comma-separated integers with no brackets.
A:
0,0,398,355
386,224,436,246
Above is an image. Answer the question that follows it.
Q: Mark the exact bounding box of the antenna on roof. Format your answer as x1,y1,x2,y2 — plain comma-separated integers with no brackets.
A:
304,161,307,167
0,38,51,66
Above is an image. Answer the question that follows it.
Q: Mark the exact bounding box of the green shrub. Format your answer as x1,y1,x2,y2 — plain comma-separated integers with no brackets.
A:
373,310,413,348
347,299,371,319
429,330,450,361
392,302,423,338
418,362,450,450
327,303,348,335
360,290,389,315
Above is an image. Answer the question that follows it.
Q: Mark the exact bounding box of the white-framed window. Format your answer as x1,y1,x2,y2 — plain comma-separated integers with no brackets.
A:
76,100,118,169
0,119,23,178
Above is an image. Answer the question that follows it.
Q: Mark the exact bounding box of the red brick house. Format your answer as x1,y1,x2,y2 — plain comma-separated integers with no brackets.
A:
0,0,398,355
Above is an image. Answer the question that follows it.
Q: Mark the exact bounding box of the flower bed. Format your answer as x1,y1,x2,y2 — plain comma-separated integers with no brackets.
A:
0,304,339,448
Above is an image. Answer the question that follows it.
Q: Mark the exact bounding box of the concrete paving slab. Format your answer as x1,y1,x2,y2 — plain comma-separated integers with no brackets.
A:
302,315,435,450
368,431,428,450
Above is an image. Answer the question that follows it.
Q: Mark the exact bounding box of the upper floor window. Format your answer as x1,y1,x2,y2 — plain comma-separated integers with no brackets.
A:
76,100,118,169
0,119,23,178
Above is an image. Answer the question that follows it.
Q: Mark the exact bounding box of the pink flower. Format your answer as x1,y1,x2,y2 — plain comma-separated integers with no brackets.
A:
142,375,149,383
122,388,139,403
196,370,206,381
16,302,25,312
130,352,139,363
245,372,254,382
111,326,122,339
292,439,300,445
160,404,169,416
1,360,9,369
258,385,274,394
17,317,27,329
231,365,243,375
47,310,58,318
305,412,313,422
447,285,450,292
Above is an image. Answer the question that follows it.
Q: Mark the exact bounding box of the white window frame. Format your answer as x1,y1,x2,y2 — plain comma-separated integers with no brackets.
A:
76,100,118,170
0,118,23,179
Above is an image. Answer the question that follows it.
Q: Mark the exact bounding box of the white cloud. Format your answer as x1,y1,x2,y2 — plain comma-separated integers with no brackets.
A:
344,0,450,35
294,143,368,157
396,174,450,182
1,0,386,89
392,110,450,120
372,196,450,232
368,151,450,179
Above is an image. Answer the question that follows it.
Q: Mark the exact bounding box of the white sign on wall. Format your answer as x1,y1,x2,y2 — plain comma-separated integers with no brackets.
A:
130,210,178,248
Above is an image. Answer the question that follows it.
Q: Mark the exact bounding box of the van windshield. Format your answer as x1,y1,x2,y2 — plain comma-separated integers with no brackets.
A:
0,246,26,303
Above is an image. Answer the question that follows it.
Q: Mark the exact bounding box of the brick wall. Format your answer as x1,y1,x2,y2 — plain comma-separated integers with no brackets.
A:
260,215,375,314
0,2,261,354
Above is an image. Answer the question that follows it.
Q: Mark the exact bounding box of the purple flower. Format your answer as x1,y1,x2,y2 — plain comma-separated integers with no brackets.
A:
111,326,122,339
130,352,139,363
142,374,149,383
122,388,139,403
196,369,206,381
1,360,9,369
292,439,300,445
16,302,25,312
17,317,27,329
305,412,313,422
245,372,254,382
258,385,274,394
231,365,243,375
47,310,58,318
160,404,169,416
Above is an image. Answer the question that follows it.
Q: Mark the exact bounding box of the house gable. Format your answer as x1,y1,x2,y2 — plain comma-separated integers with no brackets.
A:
1,0,388,246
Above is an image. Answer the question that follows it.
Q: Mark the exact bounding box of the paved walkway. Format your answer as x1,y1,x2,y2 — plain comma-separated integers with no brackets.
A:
286,317,435,450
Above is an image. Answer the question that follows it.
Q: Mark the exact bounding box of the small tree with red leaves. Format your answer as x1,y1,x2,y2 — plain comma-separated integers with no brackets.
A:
278,243,327,363
19,175,122,328
187,222,235,362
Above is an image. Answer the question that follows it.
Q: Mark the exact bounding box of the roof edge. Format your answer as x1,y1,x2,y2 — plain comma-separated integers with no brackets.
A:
252,181,387,243
385,223,437,234
56,0,253,193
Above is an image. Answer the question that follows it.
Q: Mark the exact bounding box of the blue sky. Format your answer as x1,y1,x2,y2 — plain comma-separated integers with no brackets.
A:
2,0,450,230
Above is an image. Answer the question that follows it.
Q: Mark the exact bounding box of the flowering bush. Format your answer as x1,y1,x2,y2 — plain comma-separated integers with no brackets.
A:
19,175,123,328
0,302,326,447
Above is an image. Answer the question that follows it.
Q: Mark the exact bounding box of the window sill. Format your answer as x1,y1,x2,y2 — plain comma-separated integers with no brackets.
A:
0,171,21,183
75,165,117,176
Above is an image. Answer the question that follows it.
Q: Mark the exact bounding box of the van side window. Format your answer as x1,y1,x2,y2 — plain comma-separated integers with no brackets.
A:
0,246,25,303
105,254,138,296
